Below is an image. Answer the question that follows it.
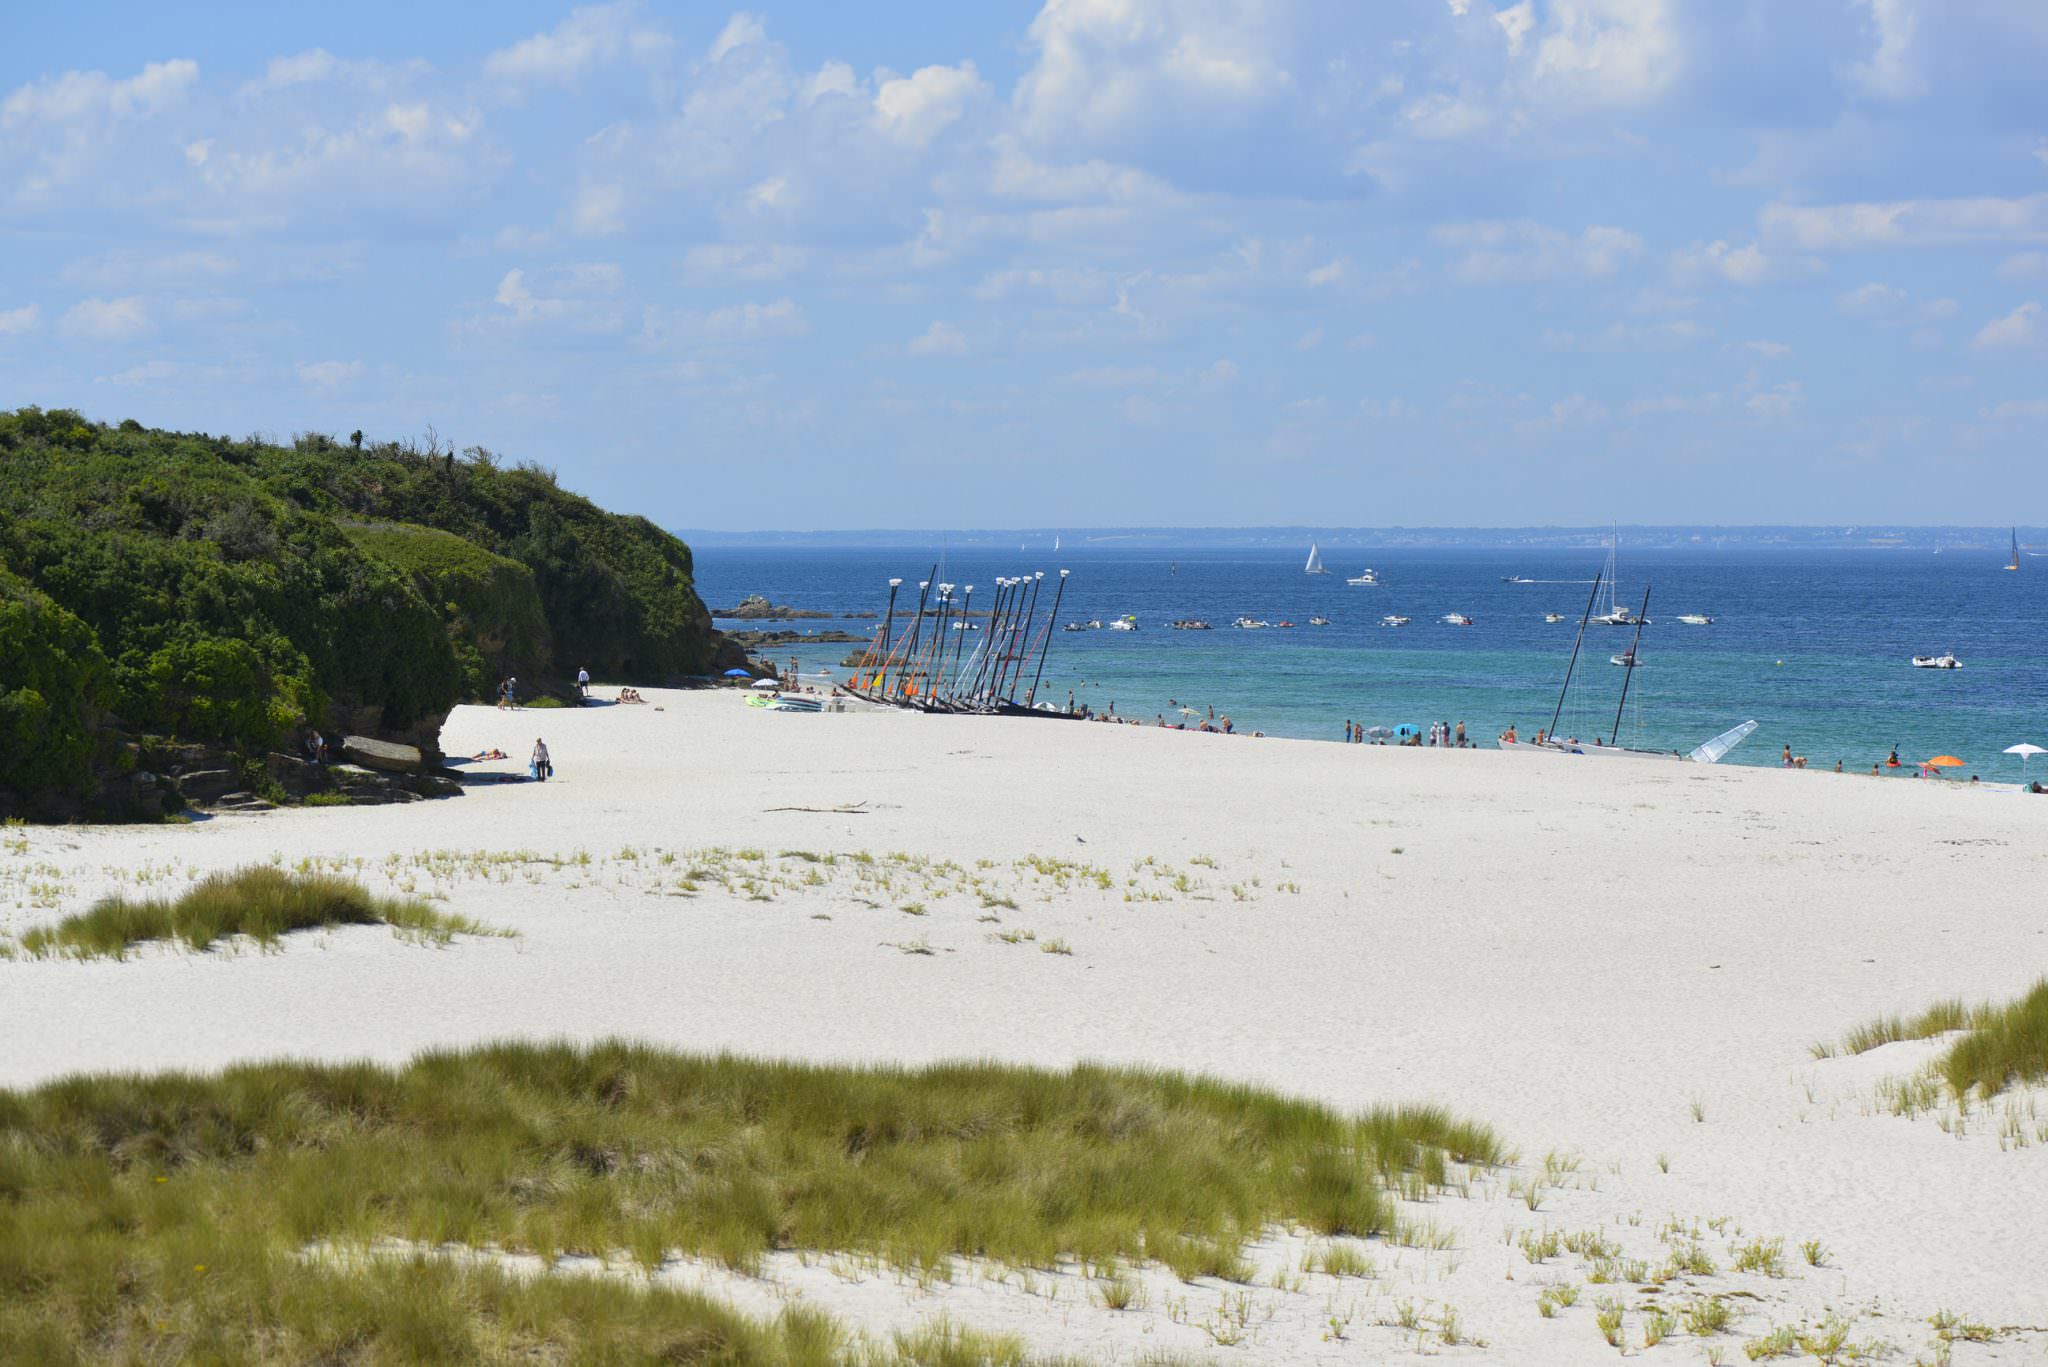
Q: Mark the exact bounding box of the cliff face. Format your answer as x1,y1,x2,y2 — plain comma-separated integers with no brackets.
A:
0,408,723,819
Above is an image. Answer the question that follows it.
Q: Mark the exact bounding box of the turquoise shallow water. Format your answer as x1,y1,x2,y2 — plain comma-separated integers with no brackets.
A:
695,546,2048,775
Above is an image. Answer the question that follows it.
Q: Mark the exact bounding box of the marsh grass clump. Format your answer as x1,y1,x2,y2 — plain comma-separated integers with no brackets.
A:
0,1042,1502,1358
16,866,504,960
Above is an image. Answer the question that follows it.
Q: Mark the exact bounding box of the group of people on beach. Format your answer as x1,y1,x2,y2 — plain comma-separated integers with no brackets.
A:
1344,719,1470,747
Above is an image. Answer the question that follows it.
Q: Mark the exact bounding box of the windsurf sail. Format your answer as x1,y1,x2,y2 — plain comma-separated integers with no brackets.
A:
1686,720,1759,764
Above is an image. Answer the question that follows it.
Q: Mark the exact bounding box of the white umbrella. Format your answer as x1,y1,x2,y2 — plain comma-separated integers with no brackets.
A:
2004,742,2045,771
750,678,780,689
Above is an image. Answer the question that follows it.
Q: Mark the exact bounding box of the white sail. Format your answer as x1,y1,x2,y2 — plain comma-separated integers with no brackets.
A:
1686,720,1758,764
1305,542,1328,574
1055,535,1061,551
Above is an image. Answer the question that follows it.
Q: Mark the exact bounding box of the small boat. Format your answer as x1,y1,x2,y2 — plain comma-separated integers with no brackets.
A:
1911,652,1962,670
2007,528,2021,572
1308,616,1330,626
1275,621,1296,629
1442,613,1473,626
1232,617,1269,629
1170,619,1212,630
1305,542,1331,575
1379,614,1409,627
1346,568,1379,586
1085,619,1103,630
1610,651,1638,667
1502,576,1535,584
1062,621,1086,632
1677,614,1713,626
1544,613,1566,624
1107,615,1137,631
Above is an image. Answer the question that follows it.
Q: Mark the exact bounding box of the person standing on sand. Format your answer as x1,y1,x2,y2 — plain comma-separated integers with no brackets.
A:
1455,720,1467,747
576,667,590,698
530,738,551,782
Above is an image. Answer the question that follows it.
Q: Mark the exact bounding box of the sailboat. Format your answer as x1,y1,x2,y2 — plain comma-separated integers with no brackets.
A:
1592,529,1643,625
1305,542,1331,575
1498,569,1756,763
1055,535,1061,552
2007,528,2021,572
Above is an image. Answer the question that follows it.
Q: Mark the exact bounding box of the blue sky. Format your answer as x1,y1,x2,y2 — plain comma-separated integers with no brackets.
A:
2,1,2044,528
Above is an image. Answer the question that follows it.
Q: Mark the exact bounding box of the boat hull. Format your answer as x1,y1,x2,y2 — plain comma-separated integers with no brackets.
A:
1496,739,1682,762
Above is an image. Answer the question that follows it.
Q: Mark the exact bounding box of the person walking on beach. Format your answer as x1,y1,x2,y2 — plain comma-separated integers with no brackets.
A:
576,666,590,699
530,738,552,782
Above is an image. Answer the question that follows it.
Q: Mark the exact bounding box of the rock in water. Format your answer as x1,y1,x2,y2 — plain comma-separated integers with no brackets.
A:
340,737,423,773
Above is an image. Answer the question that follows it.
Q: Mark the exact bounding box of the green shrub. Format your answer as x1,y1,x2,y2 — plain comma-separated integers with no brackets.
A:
0,568,113,796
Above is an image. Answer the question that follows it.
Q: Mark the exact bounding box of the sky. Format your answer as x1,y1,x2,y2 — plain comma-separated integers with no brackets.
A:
2,0,2045,530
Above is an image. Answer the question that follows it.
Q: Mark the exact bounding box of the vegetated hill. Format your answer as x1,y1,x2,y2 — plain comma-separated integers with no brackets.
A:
0,408,725,816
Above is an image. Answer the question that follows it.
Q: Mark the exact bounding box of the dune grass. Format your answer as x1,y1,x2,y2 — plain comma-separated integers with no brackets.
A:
1940,979,2048,1101
14,866,505,960
0,1041,1501,1360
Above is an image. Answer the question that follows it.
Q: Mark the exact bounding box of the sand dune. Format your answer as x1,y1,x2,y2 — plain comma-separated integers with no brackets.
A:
4,687,2044,1362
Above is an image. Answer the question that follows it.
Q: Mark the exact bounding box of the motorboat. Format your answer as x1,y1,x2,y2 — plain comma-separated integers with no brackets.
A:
1442,613,1474,626
1593,606,1645,626
1610,651,1639,667
1379,614,1409,627
1346,568,1380,586
1169,619,1212,630
1502,576,1535,584
1107,615,1137,631
1062,622,1085,632
1544,613,1566,623
1677,614,1713,626
1308,616,1330,626
1911,652,1962,669
1085,619,1103,629
1232,617,1269,629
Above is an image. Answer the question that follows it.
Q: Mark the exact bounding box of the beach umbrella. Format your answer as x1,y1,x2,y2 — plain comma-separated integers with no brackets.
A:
750,678,780,689
722,668,751,678
1366,726,1392,738
2004,742,2045,771
1925,755,1966,769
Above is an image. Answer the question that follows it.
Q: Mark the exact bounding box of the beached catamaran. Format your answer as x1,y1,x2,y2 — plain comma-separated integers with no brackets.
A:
1498,568,1757,762
843,566,1075,717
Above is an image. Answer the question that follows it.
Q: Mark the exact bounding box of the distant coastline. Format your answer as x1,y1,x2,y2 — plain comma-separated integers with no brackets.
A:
675,524,2040,553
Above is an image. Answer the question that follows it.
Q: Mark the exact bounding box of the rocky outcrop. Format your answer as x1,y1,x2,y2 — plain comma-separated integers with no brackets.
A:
727,628,870,646
340,736,425,773
711,594,835,620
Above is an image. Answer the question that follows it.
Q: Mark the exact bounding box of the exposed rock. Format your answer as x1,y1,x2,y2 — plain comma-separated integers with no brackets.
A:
727,628,870,646
400,772,465,799
712,594,834,620
174,769,239,801
341,737,423,773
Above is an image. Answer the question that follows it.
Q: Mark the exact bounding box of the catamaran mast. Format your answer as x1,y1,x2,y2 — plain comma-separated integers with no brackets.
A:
1548,569,1604,741
1002,572,1045,703
859,578,903,695
1025,569,1068,707
1610,586,1651,746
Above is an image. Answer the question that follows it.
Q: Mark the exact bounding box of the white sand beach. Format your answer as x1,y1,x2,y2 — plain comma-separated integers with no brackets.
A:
4,688,2044,1363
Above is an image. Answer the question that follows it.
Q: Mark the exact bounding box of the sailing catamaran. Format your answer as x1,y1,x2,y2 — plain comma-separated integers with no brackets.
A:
1305,542,1331,575
1592,530,1643,625
1498,569,1756,763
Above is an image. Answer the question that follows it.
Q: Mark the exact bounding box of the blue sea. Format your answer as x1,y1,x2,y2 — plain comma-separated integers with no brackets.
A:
693,545,2048,775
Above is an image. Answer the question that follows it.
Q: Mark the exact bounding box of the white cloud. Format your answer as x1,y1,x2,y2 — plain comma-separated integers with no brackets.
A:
484,1,664,89
805,61,858,103
1203,358,1239,384
296,359,363,389
708,13,768,63
1063,364,1164,387
1744,339,1792,358
907,320,968,356
1522,0,1681,109
1836,281,1905,317
1998,252,2048,281
0,303,39,335
703,296,808,339
1979,399,2048,421
491,264,625,332
1973,301,2040,349
1670,239,1773,286
63,246,237,290
1294,327,1324,351
873,62,987,148
1305,258,1348,288
1400,93,1490,141
1359,397,1413,419
1544,319,1707,351
58,296,153,341
1761,194,2048,249
1,58,197,126
680,243,807,284
1846,0,1925,100
1013,0,1293,147
1434,220,1644,283
1746,381,1804,420
571,182,626,236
